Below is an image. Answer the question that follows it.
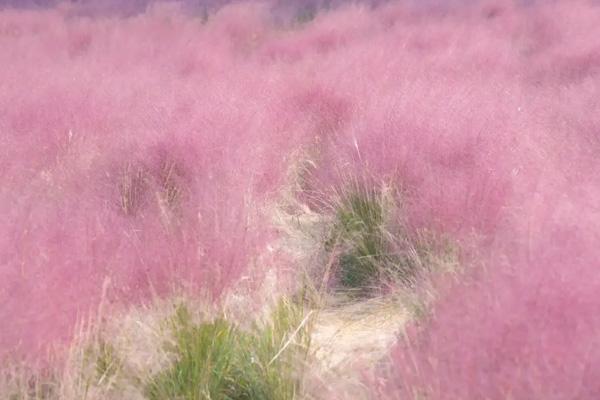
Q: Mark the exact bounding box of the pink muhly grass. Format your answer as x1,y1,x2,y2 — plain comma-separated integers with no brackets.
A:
359,1,600,399
0,3,306,361
1,5,600,400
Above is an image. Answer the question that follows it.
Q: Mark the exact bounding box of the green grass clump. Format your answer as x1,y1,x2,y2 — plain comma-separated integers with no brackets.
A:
146,300,310,400
145,309,236,400
334,190,387,290
93,340,122,384
325,186,426,296
79,336,124,396
325,188,391,294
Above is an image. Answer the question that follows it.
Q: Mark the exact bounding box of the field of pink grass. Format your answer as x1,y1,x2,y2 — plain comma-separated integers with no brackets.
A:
2,0,600,398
